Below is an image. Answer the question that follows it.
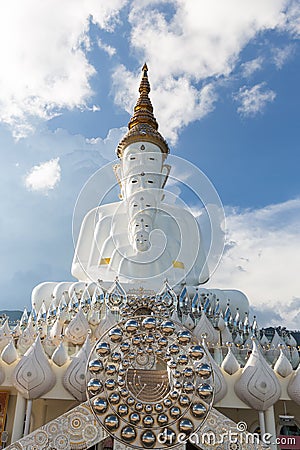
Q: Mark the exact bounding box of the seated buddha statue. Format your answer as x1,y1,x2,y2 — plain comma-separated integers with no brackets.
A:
71,64,209,291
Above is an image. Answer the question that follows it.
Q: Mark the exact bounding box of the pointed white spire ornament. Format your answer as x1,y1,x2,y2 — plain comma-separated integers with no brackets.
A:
19,308,29,329
91,285,104,311
234,339,281,410
80,285,92,313
12,336,56,399
1,339,18,365
49,317,63,346
0,319,11,350
63,336,92,401
105,278,127,312
65,308,90,345
51,340,69,367
287,364,300,406
274,347,293,378
156,280,177,311
221,345,240,375
17,320,36,354
194,311,219,345
260,331,269,347
290,347,300,369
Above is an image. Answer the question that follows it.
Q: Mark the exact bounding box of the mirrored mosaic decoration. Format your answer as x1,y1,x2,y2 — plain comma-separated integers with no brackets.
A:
87,315,214,448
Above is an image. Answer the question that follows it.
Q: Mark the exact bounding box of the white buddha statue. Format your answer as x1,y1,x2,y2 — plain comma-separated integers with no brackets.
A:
71,64,209,291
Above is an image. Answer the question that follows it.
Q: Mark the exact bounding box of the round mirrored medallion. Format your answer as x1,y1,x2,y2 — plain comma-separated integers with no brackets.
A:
87,316,214,448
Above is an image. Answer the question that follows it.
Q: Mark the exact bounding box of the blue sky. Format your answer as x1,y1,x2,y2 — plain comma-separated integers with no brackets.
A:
0,0,299,329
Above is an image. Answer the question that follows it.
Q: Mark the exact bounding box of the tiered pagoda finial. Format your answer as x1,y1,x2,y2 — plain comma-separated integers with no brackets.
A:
117,64,169,158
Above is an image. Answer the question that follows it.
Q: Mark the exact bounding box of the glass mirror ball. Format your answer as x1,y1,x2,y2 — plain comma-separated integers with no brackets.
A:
86,316,214,448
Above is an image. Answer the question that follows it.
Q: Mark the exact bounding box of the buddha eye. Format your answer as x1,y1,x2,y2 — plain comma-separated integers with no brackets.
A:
147,180,154,184
149,157,155,161
133,204,138,207
132,179,138,184
130,156,136,160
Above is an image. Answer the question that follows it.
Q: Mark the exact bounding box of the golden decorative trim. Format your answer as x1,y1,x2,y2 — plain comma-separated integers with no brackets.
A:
99,258,111,265
172,260,184,269
117,64,169,158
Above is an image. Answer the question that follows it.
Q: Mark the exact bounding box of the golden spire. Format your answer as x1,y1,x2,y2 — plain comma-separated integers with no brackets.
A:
117,64,169,158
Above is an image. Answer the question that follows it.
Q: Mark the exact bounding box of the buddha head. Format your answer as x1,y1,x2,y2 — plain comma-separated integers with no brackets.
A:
114,65,170,253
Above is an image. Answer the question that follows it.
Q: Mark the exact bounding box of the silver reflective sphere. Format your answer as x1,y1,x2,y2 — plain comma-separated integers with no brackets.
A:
195,363,212,379
163,398,172,408
109,392,120,404
109,327,123,343
92,397,107,414
168,360,177,369
179,395,190,406
105,379,116,390
160,320,175,336
129,412,140,424
118,404,129,416
125,319,139,333
177,354,188,365
183,367,194,378
132,335,142,346
189,345,204,360
177,330,192,345
179,418,194,434
183,381,194,393
121,426,136,443
96,342,110,357
142,317,157,330
170,390,179,400
145,404,153,413
157,413,168,426
169,343,180,354
87,378,103,395
141,430,156,448
120,388,129,398
120,342,130,352
88,359,103,374
143,415,154,427
135,402,143,411
155,403,163,413
105,364,117,376
197,383,213,399
191,403,207,418
127,396,135,406
170,406,181,418
111,352,121,362
158,336,168,347
104,414,119,431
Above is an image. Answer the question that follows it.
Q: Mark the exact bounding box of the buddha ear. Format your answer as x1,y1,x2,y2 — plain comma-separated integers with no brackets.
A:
161,164,171,188
113,164,123,199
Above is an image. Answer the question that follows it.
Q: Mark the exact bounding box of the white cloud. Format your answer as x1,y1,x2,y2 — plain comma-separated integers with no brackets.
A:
234,83,276,117
284,0,300,36
25,158,61,193
0,0,127,138
241,57,264,77
208,198,300,329
112,65,217,143
113,0,296,142
97,38,116,57
271,44,295,68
